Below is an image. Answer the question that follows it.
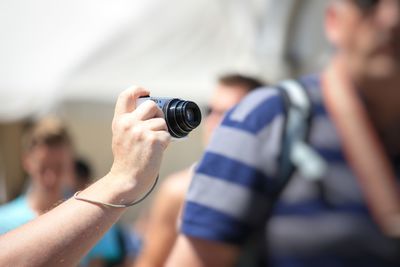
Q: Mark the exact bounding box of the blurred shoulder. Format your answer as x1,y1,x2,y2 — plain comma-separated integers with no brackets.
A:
159,167,193,201
221,86,285,135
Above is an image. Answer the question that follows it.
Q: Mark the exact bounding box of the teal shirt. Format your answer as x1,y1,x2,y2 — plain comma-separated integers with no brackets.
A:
0,195,122,265
0,195,35,233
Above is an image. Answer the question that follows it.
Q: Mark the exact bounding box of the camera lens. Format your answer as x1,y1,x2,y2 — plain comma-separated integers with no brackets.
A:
163,99,202,138
137,96,202,138
185,109,195,123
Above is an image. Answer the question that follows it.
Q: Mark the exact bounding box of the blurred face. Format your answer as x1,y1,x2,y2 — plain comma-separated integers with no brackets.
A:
23,144,74,192
326,0,400,79
203,84,249,145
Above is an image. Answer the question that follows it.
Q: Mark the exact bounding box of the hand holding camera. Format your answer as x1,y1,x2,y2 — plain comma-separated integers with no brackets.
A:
108,86,172,201
107,87,202,203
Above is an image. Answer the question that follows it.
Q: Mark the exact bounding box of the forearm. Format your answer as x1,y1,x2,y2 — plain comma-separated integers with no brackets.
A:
0,173,129,267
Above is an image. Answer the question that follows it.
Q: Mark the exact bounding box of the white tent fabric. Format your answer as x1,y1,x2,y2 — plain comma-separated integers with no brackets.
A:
63,0,270,103
0,0,329,122
0,0,164,121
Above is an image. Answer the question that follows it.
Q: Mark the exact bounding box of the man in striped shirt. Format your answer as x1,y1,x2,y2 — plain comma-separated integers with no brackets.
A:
167,0,400,266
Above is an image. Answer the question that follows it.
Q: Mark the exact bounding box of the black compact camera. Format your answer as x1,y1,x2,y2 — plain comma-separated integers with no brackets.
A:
137,97,202,138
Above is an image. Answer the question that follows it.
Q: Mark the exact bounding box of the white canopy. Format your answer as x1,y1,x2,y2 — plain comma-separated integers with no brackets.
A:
0,0,329,121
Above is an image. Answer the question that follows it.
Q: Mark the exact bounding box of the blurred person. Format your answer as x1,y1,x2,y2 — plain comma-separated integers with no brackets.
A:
0,119,124,267
167,1,400,267
0,86,171,267
134,74,264,267
0,116,74,233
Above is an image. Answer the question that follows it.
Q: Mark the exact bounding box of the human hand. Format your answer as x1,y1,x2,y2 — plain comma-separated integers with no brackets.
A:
108,86,171,200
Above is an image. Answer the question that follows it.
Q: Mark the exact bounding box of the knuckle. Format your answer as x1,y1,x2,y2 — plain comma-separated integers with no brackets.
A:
161,120,168,130
154,118,167,130
146,100,159,111
117,89,129,101
118,86,140,103
147,132,158,144
131,125,144,140
122,119,132,132
157,117,167,125
126,85,147,99
117,117,131,131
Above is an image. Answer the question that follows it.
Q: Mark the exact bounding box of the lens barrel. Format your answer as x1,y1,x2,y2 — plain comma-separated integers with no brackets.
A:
137,97,202,138
163,99,202,138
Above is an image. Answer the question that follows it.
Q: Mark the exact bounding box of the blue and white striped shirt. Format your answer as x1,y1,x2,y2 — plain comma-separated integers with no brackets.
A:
181,74,400,267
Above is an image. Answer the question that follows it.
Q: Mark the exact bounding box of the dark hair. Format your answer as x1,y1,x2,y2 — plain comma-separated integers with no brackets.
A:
74,158,92,184
22,116,71,152
218,74,265,92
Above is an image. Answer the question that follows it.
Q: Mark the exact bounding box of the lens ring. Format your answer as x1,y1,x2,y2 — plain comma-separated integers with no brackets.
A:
162,98,202,138
166,99,190,138
180,101,201,130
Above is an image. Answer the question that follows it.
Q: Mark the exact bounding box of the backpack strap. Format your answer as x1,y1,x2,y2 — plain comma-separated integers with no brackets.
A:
274,79,327,199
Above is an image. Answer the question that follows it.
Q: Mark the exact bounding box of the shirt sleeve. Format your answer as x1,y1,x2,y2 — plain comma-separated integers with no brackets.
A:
181,88,286,245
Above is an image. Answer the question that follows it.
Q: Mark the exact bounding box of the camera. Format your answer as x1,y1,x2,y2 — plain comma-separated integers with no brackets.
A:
137,97,202,138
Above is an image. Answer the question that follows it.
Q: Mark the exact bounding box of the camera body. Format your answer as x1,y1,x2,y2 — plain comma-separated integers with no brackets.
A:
137,97,202,138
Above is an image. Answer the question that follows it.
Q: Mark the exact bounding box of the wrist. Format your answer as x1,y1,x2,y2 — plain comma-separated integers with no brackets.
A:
102,171,140,202
74,171,159,208
77,172,138,207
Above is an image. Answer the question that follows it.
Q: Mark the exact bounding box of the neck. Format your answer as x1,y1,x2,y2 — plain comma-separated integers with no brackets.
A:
27,187,63,215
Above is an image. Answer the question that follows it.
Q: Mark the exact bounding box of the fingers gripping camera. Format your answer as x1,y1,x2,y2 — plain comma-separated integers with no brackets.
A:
137,97,202,138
